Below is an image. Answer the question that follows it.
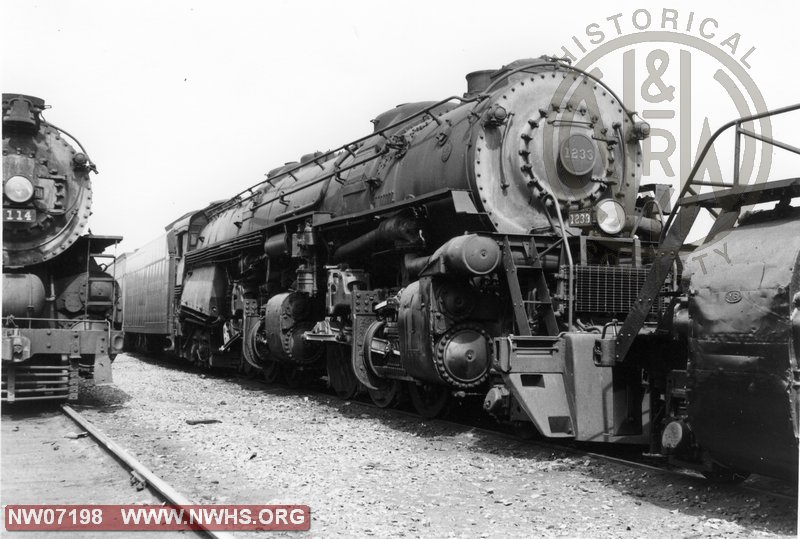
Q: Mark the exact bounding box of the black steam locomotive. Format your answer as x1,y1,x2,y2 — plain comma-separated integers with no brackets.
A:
2,94,124,402
117,59,798,482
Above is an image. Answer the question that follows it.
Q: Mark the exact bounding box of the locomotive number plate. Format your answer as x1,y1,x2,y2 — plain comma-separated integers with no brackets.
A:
3,208,36,222
568,209,593,227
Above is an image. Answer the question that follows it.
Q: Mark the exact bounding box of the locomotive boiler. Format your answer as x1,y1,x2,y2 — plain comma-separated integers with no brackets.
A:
2,94,123,402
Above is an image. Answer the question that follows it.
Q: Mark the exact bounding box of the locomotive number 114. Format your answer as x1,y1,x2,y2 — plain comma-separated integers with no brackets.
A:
3,208,35,222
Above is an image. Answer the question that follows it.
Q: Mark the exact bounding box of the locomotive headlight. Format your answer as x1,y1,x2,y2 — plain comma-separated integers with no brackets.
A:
4,175,35,203
595,199,626,235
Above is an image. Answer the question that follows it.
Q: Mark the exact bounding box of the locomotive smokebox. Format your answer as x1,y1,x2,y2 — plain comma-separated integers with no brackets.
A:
2,274,46,318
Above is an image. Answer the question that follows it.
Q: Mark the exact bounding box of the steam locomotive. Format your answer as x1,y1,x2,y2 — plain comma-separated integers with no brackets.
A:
117,59,798,481
2,94,124,402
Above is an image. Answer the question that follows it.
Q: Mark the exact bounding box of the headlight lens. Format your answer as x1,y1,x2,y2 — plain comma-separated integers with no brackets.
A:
595,199,626,235
4,176,35,203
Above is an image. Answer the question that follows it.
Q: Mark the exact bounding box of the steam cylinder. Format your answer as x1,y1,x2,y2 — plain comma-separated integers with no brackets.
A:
2,274,46,317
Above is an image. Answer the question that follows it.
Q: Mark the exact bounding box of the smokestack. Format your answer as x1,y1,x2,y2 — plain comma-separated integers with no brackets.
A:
464,70,494,98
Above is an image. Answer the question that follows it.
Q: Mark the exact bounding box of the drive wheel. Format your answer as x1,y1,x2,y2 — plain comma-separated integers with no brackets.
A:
368,379,404,408
282,365,305,389
408,382,450,419
238,357,259,378
327,346,360,400
262,361,281,384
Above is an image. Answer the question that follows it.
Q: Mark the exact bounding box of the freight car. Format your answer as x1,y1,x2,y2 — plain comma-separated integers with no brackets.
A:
2,94,124,402
117,58,798,481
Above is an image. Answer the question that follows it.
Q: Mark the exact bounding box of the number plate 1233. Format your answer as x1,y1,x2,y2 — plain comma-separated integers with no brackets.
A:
568,210,593,227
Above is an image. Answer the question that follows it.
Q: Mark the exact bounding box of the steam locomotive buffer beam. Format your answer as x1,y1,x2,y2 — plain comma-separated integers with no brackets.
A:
609,103,800,364
2,326,112,360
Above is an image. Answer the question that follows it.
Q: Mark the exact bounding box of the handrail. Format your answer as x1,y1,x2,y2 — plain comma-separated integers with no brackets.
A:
538,184,574,330
206,94,485,219
660,103,800,242
612,103,800,365
4,317,111,329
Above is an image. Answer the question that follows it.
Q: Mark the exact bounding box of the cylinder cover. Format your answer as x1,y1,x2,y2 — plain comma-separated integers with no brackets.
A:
2,273,46,317
435,324,492,387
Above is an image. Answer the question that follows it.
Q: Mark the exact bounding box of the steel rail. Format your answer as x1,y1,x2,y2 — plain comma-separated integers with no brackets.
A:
340,397,797,502
61,404,235,539
236,367,798,502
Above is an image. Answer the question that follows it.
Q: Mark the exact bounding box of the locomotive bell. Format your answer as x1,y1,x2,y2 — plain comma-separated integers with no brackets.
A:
2,94,43,132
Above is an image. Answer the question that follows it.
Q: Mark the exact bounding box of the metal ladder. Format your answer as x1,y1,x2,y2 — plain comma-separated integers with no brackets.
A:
500,236,560,337
614,103,800,362
82,236,121,327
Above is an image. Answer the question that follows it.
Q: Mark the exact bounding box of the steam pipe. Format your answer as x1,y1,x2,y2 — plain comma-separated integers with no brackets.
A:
332,215,419,262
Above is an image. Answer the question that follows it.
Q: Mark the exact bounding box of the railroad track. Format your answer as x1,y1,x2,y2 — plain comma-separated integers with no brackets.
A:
340,397,798,502
231,369,798,503
60,404,235,539
136,352,799,503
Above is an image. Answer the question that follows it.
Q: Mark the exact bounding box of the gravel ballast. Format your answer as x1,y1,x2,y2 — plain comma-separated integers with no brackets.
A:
74,354,797,538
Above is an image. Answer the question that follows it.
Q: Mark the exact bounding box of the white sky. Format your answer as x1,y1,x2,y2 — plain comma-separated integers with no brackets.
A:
2,0,798,254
